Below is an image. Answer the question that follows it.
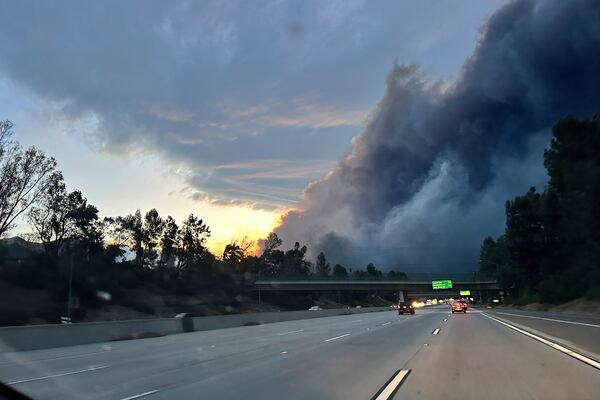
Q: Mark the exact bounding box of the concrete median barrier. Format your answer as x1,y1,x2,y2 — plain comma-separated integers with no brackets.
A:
0,306,392,351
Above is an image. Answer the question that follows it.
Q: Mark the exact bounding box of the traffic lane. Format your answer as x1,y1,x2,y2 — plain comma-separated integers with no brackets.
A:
1,310,414,399
487,309,600,358
397,311,600,400
0,309,400,366
0,310,399,384
146,310,447,400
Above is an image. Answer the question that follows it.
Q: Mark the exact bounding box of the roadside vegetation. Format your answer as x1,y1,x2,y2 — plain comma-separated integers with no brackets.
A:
0,120,400,326
477,114,600,305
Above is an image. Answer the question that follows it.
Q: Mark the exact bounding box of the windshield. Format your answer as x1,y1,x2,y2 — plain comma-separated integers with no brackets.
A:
1,1,600,399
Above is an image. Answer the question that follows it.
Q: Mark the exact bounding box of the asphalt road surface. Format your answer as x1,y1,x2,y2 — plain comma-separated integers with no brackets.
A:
1,305,599,400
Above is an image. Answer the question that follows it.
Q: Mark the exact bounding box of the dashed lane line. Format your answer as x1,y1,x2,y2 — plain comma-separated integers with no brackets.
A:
323,333,351,343
119,390,160,400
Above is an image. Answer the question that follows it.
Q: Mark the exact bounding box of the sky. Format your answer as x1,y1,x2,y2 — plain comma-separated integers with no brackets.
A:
0,0,508,255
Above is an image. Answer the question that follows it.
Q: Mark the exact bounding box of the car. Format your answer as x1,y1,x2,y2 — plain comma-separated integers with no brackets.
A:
451,300,467,313
398,302,415,315
308,306,322,311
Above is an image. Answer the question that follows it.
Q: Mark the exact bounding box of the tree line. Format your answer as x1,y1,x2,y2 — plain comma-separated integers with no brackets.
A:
477,114,600,304
0,120,406,322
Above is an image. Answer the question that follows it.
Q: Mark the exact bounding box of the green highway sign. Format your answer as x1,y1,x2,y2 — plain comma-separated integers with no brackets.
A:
432,279,453,290
460,290,471,296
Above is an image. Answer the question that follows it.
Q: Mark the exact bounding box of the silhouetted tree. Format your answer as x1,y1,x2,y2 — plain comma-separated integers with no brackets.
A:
0,120,58,238
332,264,348,278
260,232,284,277
175,214,211,273
159,216,178,269
27,173,99,259
315,252,330,277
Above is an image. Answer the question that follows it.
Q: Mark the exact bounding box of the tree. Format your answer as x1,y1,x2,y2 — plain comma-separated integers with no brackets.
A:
0,120,58,238
109,209,166,269
315,252,330,277
366,263,383,278
260,232,284,277
387,270,407,280
142,209,164,267
223,237,253,265
175,214,211,273
282,242,310,277
476,114,600,302
159,216,178,269
27,174,100,259
114,210,144,268
504,187,546,290
332,264,348,278
262,232,282,254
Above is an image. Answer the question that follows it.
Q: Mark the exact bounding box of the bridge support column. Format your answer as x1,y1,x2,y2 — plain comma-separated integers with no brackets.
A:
398,290,408,303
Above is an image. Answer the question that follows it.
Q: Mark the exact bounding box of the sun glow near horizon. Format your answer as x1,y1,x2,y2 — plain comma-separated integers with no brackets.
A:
203,204,285,256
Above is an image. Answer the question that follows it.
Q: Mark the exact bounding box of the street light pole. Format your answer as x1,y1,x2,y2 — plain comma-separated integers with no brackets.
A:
67,253,73,322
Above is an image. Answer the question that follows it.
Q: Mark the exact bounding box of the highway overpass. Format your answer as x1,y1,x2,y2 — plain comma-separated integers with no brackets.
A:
254,280,500,292
254,280,503,301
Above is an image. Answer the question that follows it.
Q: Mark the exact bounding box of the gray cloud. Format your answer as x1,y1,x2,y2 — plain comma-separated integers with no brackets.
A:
0,0,504,207
276,0,600,272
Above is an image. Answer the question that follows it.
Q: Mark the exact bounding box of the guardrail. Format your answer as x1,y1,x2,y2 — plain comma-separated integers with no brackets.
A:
0,306,392,352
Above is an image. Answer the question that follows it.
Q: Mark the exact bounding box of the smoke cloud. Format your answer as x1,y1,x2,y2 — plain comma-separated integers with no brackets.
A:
276,0,600,272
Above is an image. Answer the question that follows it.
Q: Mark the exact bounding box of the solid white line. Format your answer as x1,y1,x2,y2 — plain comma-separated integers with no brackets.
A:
482,313,600,370
120,390,160,400
381,322,391,326
278,329,305,336
8,365,109,385
432,328,440,335
323,333,351,342
495,312,600,328
374,369,410,400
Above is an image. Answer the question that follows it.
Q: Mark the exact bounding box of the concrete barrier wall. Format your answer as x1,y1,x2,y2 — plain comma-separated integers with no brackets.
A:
0,318,181,352
0,307,391,352
191,307,390,331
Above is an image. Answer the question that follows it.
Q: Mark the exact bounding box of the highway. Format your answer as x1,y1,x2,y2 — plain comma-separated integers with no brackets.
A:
0,306,599,399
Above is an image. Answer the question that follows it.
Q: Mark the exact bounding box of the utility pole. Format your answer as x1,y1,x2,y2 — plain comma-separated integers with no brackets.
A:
258,262,262,306
67,252,74,322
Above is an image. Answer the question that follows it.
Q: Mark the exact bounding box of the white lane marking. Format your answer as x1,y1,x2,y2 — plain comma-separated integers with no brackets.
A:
8,365,109,385
495,312,600,328
374,369,410,400
482,313,600,370
278,329,305,336
281,351,288,354
432,328,440,335
351,319,363,323
323,333,351,343
381,322,391,326
120,390,160,400
0,349,110,367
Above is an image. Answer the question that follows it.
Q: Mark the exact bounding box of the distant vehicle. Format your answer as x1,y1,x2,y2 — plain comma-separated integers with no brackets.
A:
451,301,467,314
308,306,322,311
398,302,415,315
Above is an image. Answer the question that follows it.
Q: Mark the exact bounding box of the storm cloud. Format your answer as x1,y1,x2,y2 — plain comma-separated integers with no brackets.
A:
0,0,504,210
276,0,600,272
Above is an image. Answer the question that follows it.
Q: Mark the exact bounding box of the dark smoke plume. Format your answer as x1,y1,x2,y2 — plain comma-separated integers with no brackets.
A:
276,0,600,273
